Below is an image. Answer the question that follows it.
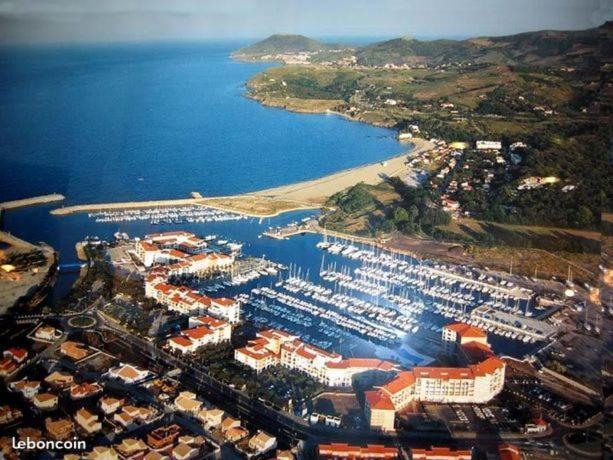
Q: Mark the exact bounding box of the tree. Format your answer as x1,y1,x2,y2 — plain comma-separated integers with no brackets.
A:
573,206,594,227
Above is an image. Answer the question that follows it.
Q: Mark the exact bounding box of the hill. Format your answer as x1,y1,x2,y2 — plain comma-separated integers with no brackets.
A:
355,37,482,66
233,34,341,58
355,25,606,68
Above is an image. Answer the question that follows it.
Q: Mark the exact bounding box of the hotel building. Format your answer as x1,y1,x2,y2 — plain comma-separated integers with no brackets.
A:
235,329,397,387
365,323,505,431
167,315,232,354
135,231,239,323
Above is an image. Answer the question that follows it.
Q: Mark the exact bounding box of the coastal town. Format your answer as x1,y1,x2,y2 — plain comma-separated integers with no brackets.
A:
0,215,607,458
0,5,610,460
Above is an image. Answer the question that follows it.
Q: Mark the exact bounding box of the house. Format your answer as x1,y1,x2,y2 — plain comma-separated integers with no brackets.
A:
476,140,501,150
205,408,224,428
4,348,27,364
44,371,74,389
99,396,125,415
276,450,294,460
146,424,181,450
113,405,153,429
107,364,150,384
16,427,43,442
70,382,103,400
196,408,208,424
248,431,277,454
10,379,41,399
143,451,169,460
74,408,102,434
172,443,199,460
115,438,148,459
34,325,61,342
0,348,28,377
225,427,249,443
0,357,18,377
86,446,119,460
60,341,91,361
32,393,59,411
178,435,205,447
174,391,202,415
45,417,74,440
220,416,241,433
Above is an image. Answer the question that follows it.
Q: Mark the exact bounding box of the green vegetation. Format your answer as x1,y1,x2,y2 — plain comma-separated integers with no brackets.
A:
233,34,343,58
243,23,611,232
356,37,481,66
323,180,450,237
355,27,600,67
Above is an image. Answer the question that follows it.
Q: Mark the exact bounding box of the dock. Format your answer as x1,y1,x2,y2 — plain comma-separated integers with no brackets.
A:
262,219,319,239
0,193,65,211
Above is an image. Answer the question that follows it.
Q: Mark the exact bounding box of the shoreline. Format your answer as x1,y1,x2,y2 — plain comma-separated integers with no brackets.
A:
50,138,432,217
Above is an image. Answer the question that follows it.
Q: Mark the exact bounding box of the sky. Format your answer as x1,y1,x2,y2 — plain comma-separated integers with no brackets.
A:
0,0,611,44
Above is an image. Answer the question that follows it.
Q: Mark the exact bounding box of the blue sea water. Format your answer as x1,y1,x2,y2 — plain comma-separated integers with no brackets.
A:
0,41,404,204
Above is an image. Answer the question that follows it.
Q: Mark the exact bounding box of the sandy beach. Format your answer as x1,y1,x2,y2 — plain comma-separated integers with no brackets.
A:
247,137,432,205
51,138,432,217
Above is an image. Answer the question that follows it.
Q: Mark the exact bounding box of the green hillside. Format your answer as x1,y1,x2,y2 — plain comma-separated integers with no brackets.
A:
355,25,604,68
233,34,340,57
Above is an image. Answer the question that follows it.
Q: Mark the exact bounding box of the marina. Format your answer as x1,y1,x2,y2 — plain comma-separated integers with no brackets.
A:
87,205,247,224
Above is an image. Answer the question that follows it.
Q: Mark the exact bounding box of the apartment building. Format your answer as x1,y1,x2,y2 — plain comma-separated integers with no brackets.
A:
235,329,397,387
365,323,505,431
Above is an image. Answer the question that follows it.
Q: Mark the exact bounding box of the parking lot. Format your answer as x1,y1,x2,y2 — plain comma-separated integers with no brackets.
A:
421,401,520,435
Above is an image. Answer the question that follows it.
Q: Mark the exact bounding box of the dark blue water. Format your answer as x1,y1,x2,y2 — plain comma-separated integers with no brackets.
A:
0,41,404,204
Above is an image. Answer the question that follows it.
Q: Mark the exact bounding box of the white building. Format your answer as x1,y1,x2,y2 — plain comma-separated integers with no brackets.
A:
167,316,232,354
365,323,505,431
138,231,239,322
476,140,502,150
235,329,397,387
248,431,277,455
107,364,150,384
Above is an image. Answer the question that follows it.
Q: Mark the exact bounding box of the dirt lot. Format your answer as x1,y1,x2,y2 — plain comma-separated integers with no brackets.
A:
0,231,55,314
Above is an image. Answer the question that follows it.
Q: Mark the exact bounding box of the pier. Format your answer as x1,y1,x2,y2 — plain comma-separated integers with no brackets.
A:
0,193,65,211
262,219,319,239
50,198,204,215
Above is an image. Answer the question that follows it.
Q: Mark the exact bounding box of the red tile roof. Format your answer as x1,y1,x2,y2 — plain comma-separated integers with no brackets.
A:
381,371,415,395
365,390,395,411
184,326,213,340
498,444,521,460
411,446,472,459
444,322,487,338
169,336,193,348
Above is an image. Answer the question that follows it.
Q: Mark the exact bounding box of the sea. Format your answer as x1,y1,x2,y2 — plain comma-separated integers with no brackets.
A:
0,41,531,362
